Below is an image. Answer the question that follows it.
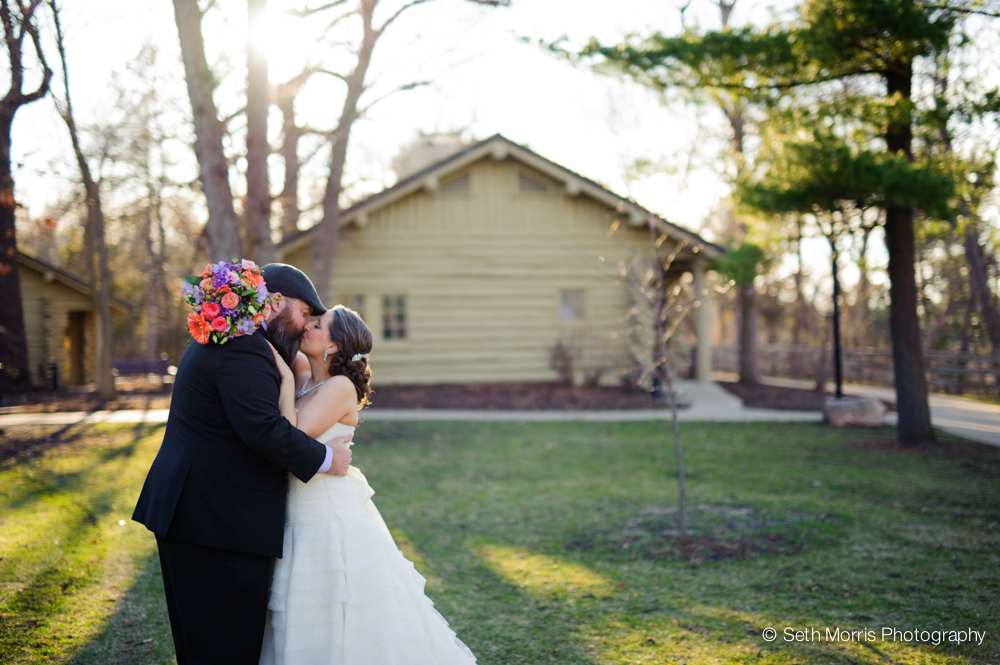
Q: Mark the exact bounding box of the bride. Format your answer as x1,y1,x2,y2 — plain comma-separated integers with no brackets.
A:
261,304,477,665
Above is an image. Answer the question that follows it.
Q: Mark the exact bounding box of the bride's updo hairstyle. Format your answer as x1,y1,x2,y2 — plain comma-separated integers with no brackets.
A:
326,305,373,408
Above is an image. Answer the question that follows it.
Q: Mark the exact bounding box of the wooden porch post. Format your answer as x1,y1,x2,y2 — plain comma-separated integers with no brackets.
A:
693,259,712,382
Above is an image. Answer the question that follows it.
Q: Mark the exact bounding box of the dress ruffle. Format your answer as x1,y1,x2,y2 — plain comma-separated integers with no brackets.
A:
259,464,477,665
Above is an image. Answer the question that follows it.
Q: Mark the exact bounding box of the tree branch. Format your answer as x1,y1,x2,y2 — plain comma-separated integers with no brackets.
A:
357,80,429,115
377,0,434,35
288,0,351,18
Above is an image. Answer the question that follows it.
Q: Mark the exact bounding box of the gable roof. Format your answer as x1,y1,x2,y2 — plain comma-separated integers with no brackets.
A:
278,134,724,259
18,252,129,314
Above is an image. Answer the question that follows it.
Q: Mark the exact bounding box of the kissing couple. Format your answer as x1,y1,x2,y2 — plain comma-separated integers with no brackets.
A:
133,263,477,664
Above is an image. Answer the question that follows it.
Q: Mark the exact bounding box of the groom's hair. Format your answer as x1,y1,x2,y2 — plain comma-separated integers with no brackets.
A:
326,305,373,408
268,306,303,366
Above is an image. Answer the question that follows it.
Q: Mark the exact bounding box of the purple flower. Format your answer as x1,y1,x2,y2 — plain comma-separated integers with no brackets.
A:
235,317,257,335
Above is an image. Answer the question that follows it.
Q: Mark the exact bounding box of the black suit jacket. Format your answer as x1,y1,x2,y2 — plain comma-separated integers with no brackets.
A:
132,330,326,557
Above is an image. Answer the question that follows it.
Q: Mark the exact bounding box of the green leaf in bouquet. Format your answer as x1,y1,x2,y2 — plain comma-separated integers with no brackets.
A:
183,275,201,285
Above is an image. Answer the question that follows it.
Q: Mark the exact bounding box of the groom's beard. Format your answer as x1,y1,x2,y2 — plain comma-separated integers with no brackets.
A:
265,308,303,366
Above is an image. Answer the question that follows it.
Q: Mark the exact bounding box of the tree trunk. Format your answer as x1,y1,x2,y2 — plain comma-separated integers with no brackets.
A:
852,228,872,348
144,202,159,359
276,91,301,238
172,0,242,261
963,228,1000,354
0,0,52,397
738,282,760,384
244,0,276,265
0,113,32,396
792,218,807,346
883,61,933,445
308,3,378,303
53,4,116,400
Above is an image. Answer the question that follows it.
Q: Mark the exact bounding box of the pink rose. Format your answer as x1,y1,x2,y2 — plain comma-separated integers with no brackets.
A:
201,302,221,319
211,316,230,332
200,278,213,291
221,292,240,309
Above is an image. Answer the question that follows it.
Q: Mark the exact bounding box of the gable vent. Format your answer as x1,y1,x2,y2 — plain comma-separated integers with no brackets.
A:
439,172,470,195
518,171,549,194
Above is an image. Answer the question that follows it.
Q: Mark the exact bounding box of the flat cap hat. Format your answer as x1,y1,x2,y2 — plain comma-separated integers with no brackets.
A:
261,263,326,315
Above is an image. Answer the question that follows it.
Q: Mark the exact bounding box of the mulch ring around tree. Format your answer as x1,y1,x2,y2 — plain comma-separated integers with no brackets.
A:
565,506,817,563
718,381,897,412
368,382,670,410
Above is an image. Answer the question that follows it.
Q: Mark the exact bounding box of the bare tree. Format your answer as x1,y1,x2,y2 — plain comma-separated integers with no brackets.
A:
244,0,277,264
614,225,722,540
172,0,506,273
0,0,52,396
49,0,116,399
172,0,243,261
303,0,508,301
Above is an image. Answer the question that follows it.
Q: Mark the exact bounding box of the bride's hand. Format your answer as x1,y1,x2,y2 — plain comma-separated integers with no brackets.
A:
267,342,295,385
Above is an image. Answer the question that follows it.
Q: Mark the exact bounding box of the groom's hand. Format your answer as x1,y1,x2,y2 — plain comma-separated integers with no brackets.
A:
324,436,353,476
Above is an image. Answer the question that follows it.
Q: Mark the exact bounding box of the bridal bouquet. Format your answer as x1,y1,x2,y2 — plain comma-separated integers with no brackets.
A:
182,259,272,345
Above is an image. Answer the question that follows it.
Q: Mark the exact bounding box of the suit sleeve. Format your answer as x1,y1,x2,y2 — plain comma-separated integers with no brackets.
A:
216,337,327,482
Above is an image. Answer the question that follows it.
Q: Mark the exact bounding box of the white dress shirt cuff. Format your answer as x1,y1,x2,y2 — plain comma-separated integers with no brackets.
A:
317,445,333,474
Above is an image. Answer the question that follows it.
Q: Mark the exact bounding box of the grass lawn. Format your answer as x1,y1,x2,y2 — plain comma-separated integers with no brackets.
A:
0,420,997,665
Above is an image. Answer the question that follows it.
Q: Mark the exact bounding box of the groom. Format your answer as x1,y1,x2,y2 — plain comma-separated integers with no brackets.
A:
133,263,352,664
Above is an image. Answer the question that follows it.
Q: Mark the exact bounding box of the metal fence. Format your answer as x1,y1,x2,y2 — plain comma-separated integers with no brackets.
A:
711,345,1000,394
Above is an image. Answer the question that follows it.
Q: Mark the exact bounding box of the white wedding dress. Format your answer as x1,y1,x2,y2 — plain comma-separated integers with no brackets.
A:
259,422,477,665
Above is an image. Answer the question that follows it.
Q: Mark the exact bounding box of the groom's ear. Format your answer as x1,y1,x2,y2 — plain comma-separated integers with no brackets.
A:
270,293,285,313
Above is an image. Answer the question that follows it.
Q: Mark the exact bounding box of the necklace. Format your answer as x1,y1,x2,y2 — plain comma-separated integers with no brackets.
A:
296,377,325,399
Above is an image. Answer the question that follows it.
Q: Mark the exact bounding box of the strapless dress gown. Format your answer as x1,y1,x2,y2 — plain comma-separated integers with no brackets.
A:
259,421,477,665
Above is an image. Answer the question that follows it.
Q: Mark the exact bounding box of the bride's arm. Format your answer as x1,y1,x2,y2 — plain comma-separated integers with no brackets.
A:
294,376,356,439
267,343,299,426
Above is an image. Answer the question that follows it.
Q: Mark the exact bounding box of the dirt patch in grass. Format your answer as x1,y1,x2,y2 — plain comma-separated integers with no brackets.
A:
565,506,819,563
368,382,668,410
719,381,897,412
567,529,801,563
0,391,171,414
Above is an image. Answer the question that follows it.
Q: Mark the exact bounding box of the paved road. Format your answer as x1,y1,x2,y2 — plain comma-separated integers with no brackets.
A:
745,375,1000,447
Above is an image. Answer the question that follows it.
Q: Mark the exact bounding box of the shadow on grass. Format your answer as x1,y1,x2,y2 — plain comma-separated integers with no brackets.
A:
0,423,166,663
69,551,174,665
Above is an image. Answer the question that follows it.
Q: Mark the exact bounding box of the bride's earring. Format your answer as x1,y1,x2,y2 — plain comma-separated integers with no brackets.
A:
323,348,329,362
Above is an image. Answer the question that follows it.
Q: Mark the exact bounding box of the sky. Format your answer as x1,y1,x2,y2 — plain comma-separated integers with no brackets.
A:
11,0,1000,305
14,0,775,228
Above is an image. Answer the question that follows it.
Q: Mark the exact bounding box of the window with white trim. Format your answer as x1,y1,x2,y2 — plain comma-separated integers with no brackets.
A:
559,290,585,321
382,295,407,340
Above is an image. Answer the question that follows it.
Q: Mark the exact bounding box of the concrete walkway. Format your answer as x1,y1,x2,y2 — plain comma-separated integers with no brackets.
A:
0,382,820,427
1,380,997,448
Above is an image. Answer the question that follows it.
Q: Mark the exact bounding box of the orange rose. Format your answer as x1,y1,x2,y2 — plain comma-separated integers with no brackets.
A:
187,313,212,344
200,278,213,291
221,292,240,309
